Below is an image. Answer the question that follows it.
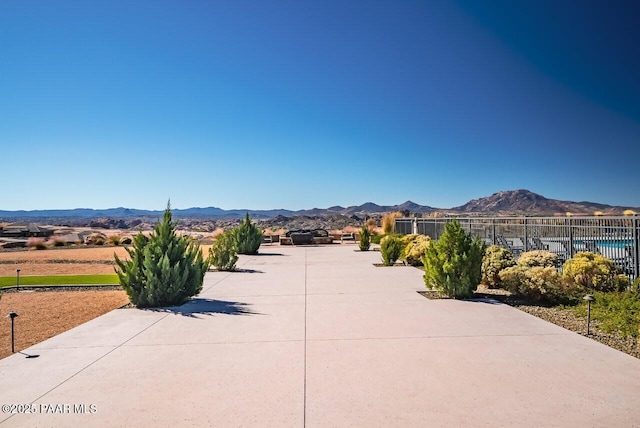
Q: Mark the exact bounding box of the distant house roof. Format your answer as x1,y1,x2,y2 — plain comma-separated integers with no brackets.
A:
0,223,53,237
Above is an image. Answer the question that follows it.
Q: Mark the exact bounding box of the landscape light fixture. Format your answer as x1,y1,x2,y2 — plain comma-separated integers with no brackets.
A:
7,311,18,353
16,269,20,291
583,294,595,335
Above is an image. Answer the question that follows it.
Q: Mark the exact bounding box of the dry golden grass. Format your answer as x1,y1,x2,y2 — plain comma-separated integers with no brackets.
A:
0,290,129,360
0,245,211,276
0,246,129,263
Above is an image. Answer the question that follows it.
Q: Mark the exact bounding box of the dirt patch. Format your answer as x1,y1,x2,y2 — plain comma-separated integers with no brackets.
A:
0,290,129,360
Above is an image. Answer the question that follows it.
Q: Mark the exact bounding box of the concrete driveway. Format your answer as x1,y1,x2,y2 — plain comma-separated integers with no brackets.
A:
1,245,639,427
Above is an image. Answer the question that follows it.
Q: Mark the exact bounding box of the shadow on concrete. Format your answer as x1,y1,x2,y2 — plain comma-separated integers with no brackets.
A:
464,298,503,305
144,298,262,318
235,268,265,274
253,252,286,256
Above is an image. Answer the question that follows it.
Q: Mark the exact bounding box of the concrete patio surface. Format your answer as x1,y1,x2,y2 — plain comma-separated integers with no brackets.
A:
1,245,639,427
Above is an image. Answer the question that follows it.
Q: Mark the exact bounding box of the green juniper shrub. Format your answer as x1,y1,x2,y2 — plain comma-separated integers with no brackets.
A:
562,252,624,292
358,225,371,251
209,230,238,271
380,235,404,266
402,234,431,267
114,202,209,308
234,213,262,255
572,290,640,339
422,220,485,299
371,232,383,245
481,245,516,288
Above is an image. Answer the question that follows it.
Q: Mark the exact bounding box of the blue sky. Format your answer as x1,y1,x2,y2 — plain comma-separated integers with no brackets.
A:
1,0,639,211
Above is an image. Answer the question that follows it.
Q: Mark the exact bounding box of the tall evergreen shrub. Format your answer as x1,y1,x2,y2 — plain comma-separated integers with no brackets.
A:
114,202,209,307
359,225,371,251
234,213,263,255
380,235,403,266
423,220,485,299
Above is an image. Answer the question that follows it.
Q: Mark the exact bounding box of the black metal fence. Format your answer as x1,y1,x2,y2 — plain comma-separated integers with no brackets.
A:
395,216,640,281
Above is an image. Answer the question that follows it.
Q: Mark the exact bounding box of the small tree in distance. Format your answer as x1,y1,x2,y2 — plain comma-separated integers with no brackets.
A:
359,225,371,251
234,212,262,255
115,201,209,307
209,230,238,271
380,235,403,266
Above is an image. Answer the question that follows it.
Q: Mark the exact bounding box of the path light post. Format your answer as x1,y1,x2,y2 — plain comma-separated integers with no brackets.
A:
583,295,595,335
7,312,18,353
16,269,20,292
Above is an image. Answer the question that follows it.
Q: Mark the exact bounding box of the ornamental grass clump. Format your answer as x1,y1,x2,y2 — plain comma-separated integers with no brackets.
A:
234,213,262,255
422,220,485,299
380,235,403,266
481,245,516,288
114,202,209,308
381,211,402,235
209,230,238,271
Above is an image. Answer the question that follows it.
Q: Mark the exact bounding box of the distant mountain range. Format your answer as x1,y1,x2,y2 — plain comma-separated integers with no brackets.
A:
0,190,637,220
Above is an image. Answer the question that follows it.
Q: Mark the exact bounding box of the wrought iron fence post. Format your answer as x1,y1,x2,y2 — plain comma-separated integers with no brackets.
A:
568,217,574,259
634,216,639,281
524,217,528,252
491,219,496,245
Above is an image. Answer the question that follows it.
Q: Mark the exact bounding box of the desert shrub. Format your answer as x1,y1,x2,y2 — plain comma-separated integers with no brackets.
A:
48,236,66,247
358,225,371,251
517,250,558,268
423,220,485,299
402,235,431,266
108,235,121,246
85,232,106,246
632,278,640,296
371,232,383,245
572,290,640,339
380,235,403,266
114,203,209,308
562,252,622,292
482,245,516,288
209,230,238,271
233,213,262,255
26,237,47,250
119,236,133,245
499,265,576,303
381,211,402,235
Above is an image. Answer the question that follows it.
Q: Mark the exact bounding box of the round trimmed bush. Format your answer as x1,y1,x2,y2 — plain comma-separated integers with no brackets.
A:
482,245,516,288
